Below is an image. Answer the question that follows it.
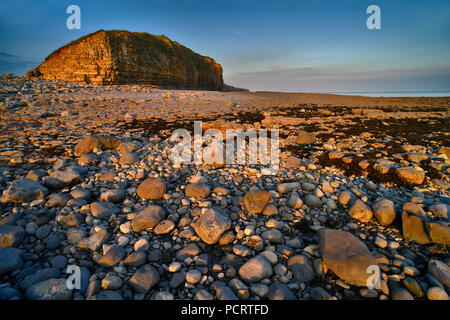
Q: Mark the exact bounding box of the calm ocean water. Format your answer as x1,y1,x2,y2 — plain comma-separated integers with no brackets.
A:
321,89,450,97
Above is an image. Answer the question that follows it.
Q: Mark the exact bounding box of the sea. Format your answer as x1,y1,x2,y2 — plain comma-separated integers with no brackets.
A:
320,89,450,97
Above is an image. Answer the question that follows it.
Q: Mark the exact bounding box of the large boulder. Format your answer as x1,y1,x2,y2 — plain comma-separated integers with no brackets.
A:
243,191,273,214
131,205,166,232
193,208,231,245
1,178,48,203
136,177,166,200
318,228,379,287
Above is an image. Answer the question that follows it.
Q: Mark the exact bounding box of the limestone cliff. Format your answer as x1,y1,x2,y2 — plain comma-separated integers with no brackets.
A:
27,30,224,90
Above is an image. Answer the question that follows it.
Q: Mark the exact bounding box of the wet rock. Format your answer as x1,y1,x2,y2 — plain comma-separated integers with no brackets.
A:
36,225,52,239
50,256,67,270
26,169,47,181
170,271,186,289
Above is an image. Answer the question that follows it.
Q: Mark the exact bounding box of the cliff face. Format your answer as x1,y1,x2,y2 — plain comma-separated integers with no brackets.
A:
27,30,224,90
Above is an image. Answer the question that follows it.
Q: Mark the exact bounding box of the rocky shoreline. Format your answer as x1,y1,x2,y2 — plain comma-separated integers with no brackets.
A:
0,74,449,300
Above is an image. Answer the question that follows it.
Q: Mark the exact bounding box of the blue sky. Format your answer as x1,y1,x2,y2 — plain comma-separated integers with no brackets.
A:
0,0,449,92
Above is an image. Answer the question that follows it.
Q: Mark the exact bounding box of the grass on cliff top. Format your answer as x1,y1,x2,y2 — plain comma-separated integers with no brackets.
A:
106,30,221,74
